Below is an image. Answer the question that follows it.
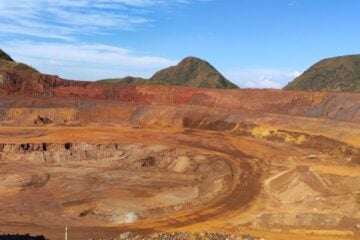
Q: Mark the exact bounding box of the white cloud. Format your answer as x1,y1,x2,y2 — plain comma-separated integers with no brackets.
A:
0,0,212,81
224,68,302,89
2,41,177,80
0,0,206,40
290,71,302,78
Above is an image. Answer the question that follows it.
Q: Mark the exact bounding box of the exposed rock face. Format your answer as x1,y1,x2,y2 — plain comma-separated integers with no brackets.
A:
0,50,359,126
0,54,66,96
285,54,360,92
1,88,360,125
148,57,238,89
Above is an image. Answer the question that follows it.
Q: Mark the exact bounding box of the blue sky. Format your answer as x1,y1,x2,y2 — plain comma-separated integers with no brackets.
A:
0,0,360,88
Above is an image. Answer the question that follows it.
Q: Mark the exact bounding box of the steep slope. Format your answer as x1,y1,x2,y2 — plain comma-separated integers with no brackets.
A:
148,57,238,89
285,54,360,92
0,49,67,96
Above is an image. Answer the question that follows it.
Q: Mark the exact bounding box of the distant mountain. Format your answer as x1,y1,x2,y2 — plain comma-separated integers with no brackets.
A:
148,57,238,89
1,50,238,93
98,76,146,84
284,54,360,92
97,57,238,89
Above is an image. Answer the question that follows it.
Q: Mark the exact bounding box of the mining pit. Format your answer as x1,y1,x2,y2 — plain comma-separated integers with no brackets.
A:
0,87,359,240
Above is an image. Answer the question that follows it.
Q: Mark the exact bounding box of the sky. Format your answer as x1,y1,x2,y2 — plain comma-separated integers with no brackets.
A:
0,0,360,88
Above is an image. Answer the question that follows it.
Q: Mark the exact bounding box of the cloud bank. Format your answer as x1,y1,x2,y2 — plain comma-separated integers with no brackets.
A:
0,0,199,80
0,0,203,40
2,41,177,80
225,68,301,89
0,0,300,88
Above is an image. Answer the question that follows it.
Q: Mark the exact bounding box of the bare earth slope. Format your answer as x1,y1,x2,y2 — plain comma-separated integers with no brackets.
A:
0,51,359,240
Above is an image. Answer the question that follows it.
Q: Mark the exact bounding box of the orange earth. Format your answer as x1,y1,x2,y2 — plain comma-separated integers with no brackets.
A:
0,85,359,240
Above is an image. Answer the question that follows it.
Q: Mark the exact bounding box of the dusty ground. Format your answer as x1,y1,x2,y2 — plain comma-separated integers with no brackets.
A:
0,124,358,240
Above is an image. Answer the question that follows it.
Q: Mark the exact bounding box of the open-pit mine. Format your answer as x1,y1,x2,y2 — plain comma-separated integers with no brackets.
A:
0,54,360,240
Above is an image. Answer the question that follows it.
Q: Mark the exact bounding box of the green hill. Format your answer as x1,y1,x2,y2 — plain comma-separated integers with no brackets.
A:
284,54,360,92
97,57,238,89
148,57,238,89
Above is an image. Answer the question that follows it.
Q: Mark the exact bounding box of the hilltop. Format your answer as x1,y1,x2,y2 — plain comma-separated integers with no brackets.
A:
148,57,238,89
0,50,238,91
0,50,239,96
98,57,238,89
0,49,14,62
285,54,360,92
